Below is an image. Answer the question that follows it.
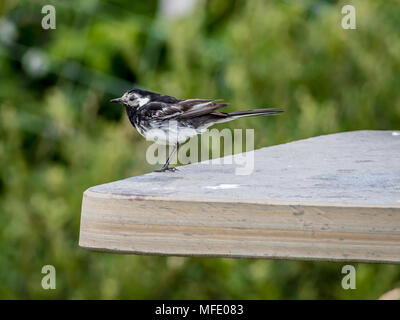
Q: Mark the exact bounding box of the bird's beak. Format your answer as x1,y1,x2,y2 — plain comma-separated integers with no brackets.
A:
110,97,122,103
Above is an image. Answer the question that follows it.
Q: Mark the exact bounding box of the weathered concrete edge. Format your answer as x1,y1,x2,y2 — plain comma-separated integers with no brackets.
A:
78,244,400,265
83,189,400,210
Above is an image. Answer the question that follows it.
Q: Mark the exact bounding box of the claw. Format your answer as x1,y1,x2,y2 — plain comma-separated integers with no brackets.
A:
154,167,178,173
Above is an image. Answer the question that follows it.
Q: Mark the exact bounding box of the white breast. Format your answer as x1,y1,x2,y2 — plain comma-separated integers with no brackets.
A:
140,120,200,145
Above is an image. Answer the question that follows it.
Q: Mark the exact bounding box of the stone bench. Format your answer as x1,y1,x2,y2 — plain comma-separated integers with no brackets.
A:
79,130,400,263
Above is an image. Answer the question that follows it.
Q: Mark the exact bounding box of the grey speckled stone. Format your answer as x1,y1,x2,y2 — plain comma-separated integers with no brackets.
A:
89,130,400,206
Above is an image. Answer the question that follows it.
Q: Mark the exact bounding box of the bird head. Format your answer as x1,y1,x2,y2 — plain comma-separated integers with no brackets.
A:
110,88,150,108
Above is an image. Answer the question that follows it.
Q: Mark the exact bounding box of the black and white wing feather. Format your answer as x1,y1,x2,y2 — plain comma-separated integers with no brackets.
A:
137,98,283,130
137,99,228,122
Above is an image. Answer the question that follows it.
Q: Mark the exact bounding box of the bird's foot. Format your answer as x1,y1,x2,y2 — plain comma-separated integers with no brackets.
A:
154,167,178,173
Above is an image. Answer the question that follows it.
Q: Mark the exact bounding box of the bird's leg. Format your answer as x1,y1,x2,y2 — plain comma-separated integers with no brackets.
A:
154,142,180,172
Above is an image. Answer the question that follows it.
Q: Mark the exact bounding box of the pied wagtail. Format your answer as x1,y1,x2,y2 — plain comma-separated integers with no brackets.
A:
110,88,283,172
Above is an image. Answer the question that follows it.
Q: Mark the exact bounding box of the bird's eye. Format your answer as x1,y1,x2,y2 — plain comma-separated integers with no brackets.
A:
130,96,136,101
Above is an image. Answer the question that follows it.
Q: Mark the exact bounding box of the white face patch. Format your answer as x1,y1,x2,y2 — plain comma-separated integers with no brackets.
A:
134,94,150,108
123,93,150,108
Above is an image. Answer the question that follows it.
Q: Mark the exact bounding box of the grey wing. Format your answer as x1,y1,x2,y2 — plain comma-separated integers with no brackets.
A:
139,99,230,121
137,101,183,121
175,99,229,120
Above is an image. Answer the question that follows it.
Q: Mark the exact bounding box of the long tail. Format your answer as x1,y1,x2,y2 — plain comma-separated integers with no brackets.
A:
227,108,284,119
198,107,284,128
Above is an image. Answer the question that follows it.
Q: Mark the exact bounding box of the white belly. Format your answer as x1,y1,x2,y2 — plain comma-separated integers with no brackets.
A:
137,120,201,145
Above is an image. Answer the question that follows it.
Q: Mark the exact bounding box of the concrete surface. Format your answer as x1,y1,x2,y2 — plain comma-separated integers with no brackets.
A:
89,130,400,206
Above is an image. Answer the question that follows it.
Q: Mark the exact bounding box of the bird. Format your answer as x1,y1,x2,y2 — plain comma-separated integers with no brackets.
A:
110,88,283,172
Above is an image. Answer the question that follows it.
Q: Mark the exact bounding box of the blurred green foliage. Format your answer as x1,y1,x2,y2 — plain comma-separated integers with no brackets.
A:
0,0,399,299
